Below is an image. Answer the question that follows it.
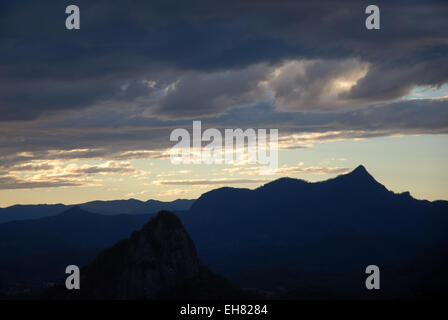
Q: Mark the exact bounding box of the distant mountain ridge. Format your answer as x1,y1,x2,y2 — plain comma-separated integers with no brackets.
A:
0,198,195,223
0,207,153,292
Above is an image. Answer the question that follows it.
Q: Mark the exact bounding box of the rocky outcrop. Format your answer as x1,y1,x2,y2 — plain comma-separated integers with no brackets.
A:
86,210,200,299
44,210,244,299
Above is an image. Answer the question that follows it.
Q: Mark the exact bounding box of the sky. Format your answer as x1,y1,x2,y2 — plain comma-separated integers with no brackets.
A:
0,0,447,207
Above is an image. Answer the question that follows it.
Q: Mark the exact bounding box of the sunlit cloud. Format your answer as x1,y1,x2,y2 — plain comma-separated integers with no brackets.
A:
156,189,191,197
156,170,192,178
0,160,150,190
276,164,350,175
153,178,270,186
221,163,350,176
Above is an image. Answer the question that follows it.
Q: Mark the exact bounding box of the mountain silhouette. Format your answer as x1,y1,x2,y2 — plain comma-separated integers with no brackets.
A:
1,165,447,298
44,211,245,300
185,165,446,249
0,198,195,223
0,204,68,224
80,198,195,215
181,165,448,297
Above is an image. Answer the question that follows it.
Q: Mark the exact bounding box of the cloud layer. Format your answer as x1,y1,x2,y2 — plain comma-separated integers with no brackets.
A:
1,0,447,192
1,0,447,120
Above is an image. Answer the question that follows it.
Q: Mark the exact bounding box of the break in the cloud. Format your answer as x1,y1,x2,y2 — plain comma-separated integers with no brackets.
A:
264,59,369,111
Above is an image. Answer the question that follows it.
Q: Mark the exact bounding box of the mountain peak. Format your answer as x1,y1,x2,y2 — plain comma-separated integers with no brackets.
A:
344,165,379,184
350,165,370,177
58,205,91,217
141,210,185,233
340,165,373,181
328,164,388,193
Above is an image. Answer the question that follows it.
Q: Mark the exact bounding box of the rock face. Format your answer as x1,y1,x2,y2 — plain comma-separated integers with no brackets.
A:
98,210,200,299
46,211,202,299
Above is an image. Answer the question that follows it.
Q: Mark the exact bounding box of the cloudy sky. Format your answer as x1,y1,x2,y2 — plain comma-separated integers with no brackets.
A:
0,0,447,206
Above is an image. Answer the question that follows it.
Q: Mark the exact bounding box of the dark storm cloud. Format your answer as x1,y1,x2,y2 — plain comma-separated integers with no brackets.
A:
343,54,448,103
212,97,448,135
147,65,268,119
1,0,448,120
333,99,448,132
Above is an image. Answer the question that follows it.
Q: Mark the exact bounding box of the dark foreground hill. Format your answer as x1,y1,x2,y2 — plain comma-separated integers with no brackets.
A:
44,211,245,300
0,207,152,293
